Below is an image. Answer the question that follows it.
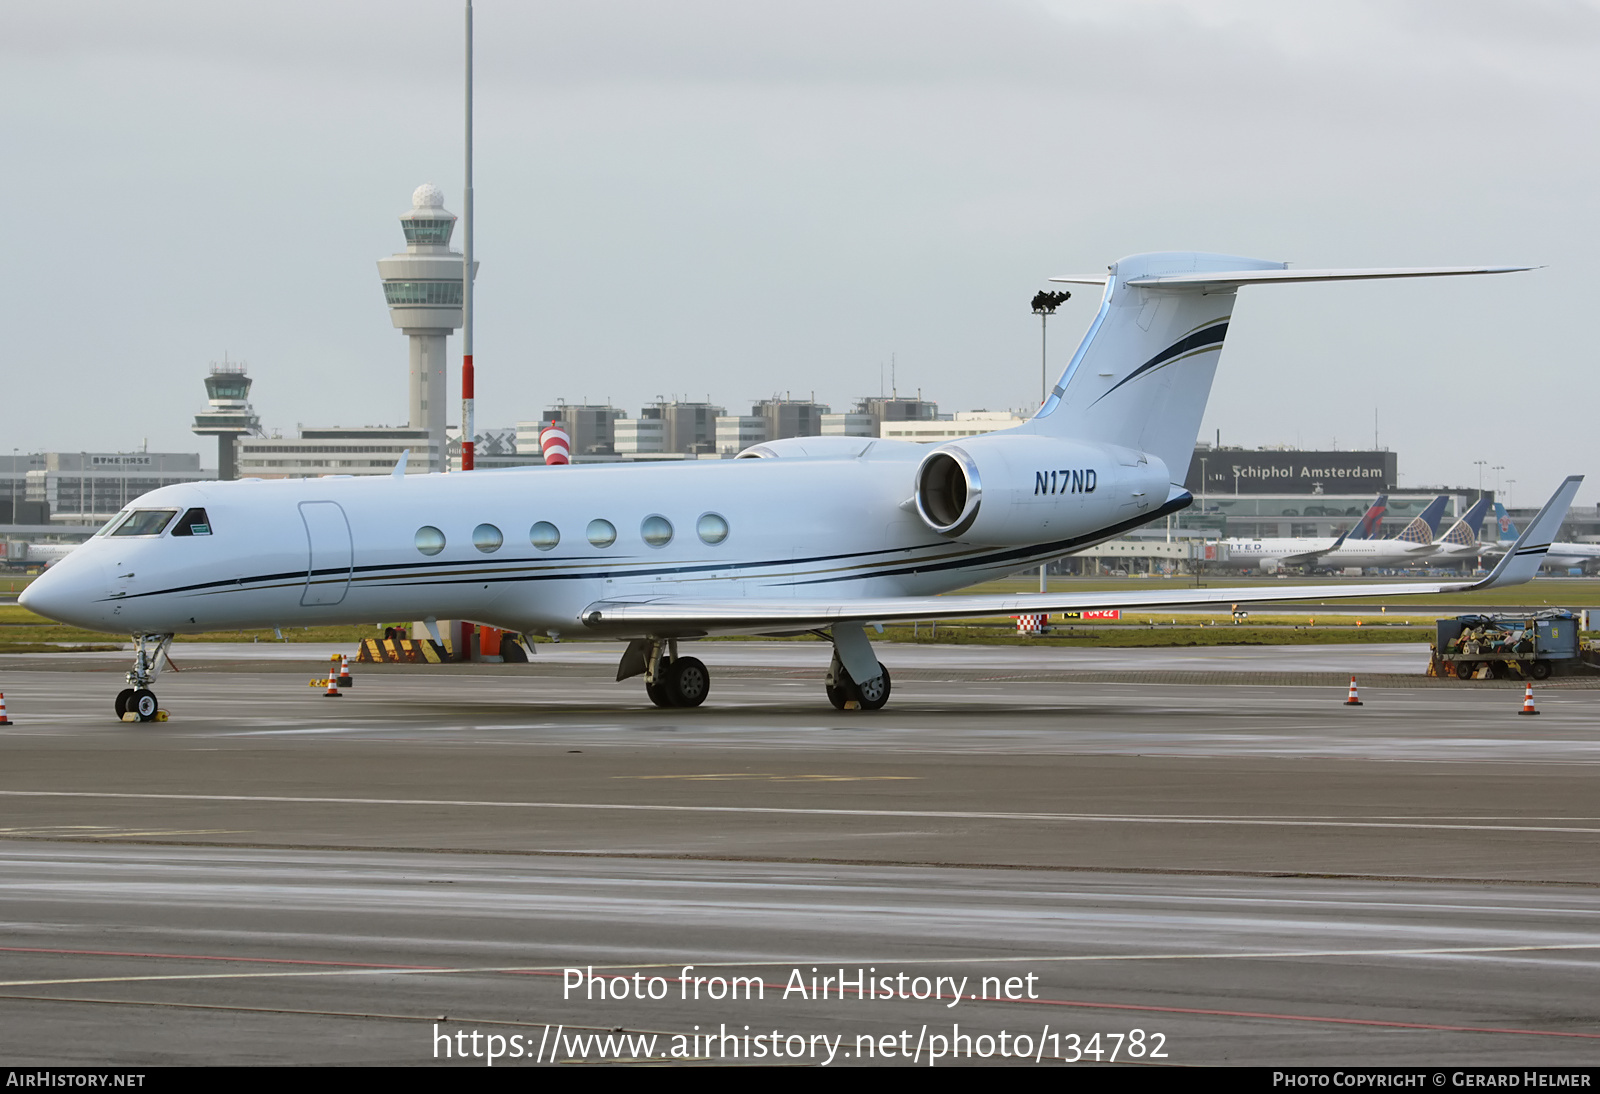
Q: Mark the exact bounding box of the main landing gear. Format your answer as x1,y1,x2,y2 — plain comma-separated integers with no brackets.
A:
824,623,891,711
116,634,173,722
618,639,711,708
614,623,893,711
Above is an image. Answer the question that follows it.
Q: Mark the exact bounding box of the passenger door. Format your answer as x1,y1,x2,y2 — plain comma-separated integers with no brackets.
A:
299,501,352,607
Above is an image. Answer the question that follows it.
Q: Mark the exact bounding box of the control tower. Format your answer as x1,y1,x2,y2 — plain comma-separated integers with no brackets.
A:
377,184,477,471
191,358,261,481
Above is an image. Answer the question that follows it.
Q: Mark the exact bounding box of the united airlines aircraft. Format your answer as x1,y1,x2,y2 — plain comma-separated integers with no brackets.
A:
20,251,1575,721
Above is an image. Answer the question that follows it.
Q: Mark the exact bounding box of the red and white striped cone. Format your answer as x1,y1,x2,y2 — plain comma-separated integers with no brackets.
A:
1518,683,1540,716
1344,676,1363,706
338,654,353,688
324,674,341,698
0,692,11,725
539,425,571,466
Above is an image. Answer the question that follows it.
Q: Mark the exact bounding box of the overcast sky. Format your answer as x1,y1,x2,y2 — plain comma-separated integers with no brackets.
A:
3,1,1596,505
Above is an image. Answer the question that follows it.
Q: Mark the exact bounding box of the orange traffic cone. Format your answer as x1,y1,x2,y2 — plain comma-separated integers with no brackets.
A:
323,674,341,698
1518,683,1540,716
0,692,11,725
338,654,353,688
1344,677,1363,706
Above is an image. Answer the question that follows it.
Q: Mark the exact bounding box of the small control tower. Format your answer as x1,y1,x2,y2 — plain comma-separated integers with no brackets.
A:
377,184,477,472
191,358,261,481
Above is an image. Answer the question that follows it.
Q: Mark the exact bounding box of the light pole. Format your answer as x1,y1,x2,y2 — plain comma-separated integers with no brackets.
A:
460,0,476,471
1030,289,1071,592
1474,459,1487,494
1031,289,1071,405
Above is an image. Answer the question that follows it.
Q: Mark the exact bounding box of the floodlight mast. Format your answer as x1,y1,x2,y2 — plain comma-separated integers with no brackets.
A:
1029,288,1070,592
461,0,475,471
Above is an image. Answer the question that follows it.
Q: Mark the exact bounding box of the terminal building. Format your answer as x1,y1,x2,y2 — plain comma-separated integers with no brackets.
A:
1179,445,1417,539
18,452,210,526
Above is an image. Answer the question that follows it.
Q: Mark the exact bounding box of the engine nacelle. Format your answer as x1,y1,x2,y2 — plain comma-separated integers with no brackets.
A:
913,434,1172,545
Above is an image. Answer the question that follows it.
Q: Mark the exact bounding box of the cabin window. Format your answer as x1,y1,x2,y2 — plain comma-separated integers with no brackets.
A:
109,509,178,537
640,515,673,548
586,519,617,548
415,526,446,556
697,512,730,545
472,523,503,553
529,521,560,551
170,508,213,537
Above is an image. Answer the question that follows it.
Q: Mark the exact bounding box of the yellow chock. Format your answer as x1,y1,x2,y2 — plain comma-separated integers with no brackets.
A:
844,700,861,710
154,711,169,722
121,712,138,723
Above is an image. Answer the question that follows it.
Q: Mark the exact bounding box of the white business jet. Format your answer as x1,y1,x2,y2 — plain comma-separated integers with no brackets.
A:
20,252,1576,722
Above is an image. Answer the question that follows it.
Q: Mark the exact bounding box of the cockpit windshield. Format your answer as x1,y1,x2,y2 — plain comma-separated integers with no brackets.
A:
109,509,179,537
170,508,213,537
96,511,132,536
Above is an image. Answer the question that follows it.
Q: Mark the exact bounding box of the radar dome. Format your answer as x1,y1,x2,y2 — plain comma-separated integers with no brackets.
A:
411,183,445,209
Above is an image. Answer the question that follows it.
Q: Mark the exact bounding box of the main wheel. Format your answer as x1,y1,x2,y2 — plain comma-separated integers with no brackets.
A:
664,657,709,708
645,678,676,708
114,688,136,718
1530,660,1553,680
130,689,159,722
828,662,892,710
855,663,892,711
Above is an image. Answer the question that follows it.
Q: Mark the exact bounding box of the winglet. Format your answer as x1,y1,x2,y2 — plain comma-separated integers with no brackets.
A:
1473,476,1583,589
392,449,410,478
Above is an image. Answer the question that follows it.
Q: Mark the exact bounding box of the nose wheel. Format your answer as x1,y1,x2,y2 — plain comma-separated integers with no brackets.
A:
117,634,174,722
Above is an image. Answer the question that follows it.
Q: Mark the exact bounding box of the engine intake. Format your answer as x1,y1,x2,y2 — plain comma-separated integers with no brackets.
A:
915,448,982,536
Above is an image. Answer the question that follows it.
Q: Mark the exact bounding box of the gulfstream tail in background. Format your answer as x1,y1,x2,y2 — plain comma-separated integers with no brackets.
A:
22,251,1566,720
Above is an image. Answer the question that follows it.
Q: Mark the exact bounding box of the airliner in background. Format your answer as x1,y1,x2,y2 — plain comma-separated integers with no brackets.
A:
20,251,1575,721
1221,495,1451,572
1484,503,1600,572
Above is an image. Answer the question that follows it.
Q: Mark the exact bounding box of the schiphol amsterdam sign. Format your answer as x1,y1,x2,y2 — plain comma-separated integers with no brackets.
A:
1183,451,1398,496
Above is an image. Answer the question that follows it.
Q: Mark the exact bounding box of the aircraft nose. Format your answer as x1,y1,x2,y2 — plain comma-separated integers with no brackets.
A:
18,559,104,630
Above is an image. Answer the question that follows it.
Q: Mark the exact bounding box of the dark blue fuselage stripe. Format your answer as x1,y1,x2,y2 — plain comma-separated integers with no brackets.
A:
105,493,1198,603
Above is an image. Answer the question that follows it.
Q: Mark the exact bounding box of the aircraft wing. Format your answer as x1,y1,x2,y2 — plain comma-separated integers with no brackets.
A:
581,478,1581,635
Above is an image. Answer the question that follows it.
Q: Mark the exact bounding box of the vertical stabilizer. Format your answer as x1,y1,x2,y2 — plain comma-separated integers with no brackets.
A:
1439,497,1490,547
1495,502,1520,543
1020,252,1284,481
1351,495,1388,540
1393,495,1450,545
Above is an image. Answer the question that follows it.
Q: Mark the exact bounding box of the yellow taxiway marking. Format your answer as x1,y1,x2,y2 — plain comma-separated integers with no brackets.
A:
0,825,245,838
612,774,919,782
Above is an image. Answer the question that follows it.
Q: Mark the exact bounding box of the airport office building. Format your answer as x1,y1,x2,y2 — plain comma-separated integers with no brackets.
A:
0,452,210,528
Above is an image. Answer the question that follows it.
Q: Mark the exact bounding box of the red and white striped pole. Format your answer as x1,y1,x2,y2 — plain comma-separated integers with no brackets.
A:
539,425,571,465
459,0,475,472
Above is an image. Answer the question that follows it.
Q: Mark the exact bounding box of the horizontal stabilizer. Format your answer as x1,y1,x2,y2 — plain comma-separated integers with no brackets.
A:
1113,266,1535,289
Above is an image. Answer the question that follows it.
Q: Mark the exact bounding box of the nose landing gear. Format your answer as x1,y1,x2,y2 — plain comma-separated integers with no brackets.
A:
117,634,174,722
